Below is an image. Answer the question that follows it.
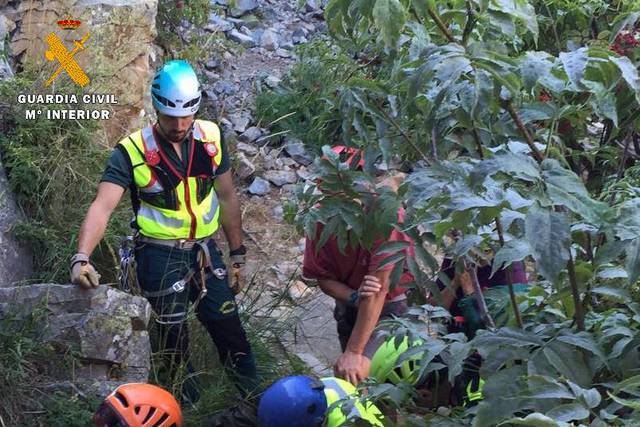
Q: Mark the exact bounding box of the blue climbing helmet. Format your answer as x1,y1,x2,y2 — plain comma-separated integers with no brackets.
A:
258,376,327,427
151,60,201,117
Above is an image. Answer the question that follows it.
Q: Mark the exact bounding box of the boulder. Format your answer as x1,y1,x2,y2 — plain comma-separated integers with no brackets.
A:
237,126,262,143
227,28,256,47
260,28,279,51
0,284,152,396
229,0,259,18
264,170,298,187
248,176,270,196
0,158,32,287
1,0,158,141
234,152,256,179
284,138,313,165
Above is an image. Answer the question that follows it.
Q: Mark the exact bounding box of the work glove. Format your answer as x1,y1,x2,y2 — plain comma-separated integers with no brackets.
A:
229,245,246,295
70,253,101,289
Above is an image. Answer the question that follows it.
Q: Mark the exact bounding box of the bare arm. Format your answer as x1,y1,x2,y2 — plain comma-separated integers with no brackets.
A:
345,269,390,354
334,269,390,385
77,182,125,255
318,278,353,303
214,171,243,250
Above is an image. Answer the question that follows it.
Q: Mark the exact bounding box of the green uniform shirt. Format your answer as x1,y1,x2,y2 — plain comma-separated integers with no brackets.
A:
101,124,230,190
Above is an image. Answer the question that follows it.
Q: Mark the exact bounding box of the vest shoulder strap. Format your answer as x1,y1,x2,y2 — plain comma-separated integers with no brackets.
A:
194,120,221,145
119,130,145,163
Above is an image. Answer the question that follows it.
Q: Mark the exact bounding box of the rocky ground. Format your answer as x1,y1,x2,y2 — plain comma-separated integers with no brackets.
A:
176,0,341,375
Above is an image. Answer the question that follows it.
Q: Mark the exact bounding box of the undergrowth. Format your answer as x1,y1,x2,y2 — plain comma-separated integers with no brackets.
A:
0,67,131,284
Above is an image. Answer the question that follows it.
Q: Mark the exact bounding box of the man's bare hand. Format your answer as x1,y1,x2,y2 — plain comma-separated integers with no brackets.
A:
358,275,382,298
334,350,371,386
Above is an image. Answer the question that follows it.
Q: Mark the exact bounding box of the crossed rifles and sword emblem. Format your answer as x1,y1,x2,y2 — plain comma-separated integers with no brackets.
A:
45,31,91,87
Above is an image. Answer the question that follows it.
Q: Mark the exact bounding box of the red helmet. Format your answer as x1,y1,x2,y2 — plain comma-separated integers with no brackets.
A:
328,146,365,170
93,383,182,427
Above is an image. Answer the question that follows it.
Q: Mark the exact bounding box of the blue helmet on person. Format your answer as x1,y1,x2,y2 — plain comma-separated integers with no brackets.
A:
258,375,327,427
151,60,201,117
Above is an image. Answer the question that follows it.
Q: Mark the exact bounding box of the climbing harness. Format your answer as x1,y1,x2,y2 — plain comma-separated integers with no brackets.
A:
117,235,141,295
134,236,227,325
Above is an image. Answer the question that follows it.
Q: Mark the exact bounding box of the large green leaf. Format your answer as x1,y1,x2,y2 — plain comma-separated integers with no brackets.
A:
541,159,611,226
559,49,588,89
502,413,565,427
625,238,640,284
372,0,405,48
492,239,532,276
545,402,589,422
525,205,571,283
520,51,555,91
489,0,539,42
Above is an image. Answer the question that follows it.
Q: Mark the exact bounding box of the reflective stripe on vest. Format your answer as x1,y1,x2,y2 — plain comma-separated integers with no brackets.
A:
322,378,362,419
119,120,223,239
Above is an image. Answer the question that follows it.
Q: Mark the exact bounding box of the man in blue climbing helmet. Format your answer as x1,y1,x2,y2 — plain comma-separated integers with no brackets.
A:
71,60,258,402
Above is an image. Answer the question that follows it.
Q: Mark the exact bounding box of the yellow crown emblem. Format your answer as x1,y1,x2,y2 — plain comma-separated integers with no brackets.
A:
57,18,81,30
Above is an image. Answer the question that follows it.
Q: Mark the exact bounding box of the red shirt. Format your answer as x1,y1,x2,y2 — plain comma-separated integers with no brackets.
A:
302,208,414,300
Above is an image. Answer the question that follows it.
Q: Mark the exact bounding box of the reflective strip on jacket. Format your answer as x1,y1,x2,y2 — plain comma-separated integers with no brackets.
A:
322,377,384,427
119,119,223,239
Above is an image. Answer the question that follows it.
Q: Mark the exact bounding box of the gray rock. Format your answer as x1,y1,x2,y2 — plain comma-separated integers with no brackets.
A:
204,70,220,80
239,14,261,29
264,75,281,88
211,0,228,5
281,184,299,194
234,153,256,179
303,0,320,12
205,58,222,71
229,113,251,133
0,159,31,286
296,167,313,182
240,25,254,36
0,284,151,395
292,28,308,44
229,0,259,18
248,177,271,195
260,29,279,51
238,126,263,143
272,204,284,222
236,142,259,155
281,158,298,167
275,48,293,58
227,29,257,47
284,138,313,166
265,170,298,187
214,80,235,96
205,13,235,32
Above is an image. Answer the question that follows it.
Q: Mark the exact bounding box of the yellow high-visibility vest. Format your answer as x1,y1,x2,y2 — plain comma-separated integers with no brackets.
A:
322,377,384,427
118,119,223,240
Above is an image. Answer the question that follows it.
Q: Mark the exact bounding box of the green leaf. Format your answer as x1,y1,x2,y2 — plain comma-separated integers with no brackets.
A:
375,240,410,255
610,12,640,42
451,235,483,257
611,56,640,94
543,341,592,387
376,251,406,271
492,239,532,276
525,205,571,283
372,0,405,48
546,402,589,422
592,285,630,300
613,374,640,394
520,52,555,91
615,199,640,241
526,375,574,400
559,48,588,89
625,238,640,284
489,0,539,42
541,159,611,226
556,331,607,364
502,413,563,427
608,393,640,411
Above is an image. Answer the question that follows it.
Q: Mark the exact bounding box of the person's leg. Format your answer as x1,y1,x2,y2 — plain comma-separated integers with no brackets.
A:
135,243,198,402
191,241,259,396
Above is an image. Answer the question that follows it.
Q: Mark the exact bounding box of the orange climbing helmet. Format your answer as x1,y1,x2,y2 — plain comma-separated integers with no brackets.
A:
93,383,182,427
329,145,365,170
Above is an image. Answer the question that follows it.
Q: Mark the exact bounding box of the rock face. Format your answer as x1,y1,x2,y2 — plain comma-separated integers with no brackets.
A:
0,0,158,141
0,284,152,397
0,158,32,287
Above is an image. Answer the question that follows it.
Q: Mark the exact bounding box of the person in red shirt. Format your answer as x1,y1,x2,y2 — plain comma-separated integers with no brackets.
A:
303,148,414,385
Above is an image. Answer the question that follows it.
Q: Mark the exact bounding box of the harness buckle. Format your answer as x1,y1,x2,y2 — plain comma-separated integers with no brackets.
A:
172,279,186,293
